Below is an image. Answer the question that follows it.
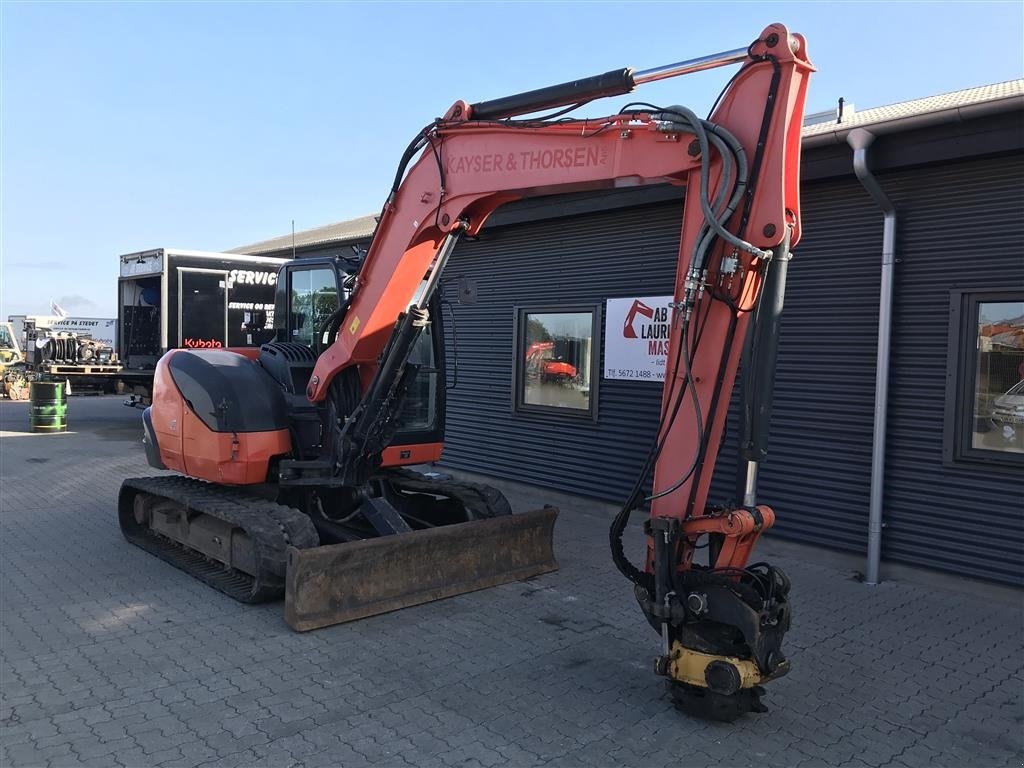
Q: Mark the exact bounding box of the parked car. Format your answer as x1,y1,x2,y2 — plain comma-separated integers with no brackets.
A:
987,378,1024,452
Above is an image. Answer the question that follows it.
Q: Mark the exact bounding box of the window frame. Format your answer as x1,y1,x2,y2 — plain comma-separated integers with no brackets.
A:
942,288,1024,471
511,304,601,422
286,265,341,347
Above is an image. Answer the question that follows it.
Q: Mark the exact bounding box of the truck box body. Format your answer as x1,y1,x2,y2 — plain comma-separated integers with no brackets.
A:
119,249,288,386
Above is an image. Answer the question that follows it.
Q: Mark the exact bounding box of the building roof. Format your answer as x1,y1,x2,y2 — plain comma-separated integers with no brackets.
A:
231,79,1024,255
802,79,1023,143
228,213,378,256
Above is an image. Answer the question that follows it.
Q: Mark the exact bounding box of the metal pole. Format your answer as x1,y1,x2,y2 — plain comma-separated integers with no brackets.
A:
471,44,755,121
742,462,759,508
416,226,464,311
632,48,749,85
848,128,897,587
736,229,793,508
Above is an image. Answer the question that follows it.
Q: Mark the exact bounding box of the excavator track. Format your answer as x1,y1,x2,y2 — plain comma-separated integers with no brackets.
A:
118,476,319,603
382,467,512,520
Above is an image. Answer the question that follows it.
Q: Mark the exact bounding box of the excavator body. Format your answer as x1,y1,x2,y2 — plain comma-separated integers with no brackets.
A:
121,23,812,721
122,271,558,626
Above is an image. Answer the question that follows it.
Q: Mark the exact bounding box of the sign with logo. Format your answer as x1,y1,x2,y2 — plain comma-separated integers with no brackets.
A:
183,338,223,349
226,268,277,287
47,317,117,347
604,296,673,381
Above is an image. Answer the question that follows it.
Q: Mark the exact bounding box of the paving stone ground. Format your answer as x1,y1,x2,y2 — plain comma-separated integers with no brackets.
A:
1,396,1021,768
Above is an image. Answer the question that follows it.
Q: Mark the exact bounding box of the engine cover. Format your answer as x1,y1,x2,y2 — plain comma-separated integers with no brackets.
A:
167,349,289,433
149,350,292,484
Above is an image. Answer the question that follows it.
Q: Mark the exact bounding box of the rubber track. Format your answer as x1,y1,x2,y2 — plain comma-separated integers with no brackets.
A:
119,476,318,604
383,468,512,519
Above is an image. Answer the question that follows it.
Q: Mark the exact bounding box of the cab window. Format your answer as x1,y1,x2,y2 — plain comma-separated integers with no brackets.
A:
394,327,438,431
289,268,339,347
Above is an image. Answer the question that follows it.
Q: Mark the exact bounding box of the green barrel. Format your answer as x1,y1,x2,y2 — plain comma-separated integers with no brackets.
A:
29,381,68,433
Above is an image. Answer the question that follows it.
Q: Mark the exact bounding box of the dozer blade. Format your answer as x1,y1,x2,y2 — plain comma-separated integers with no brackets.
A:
284,506,558,631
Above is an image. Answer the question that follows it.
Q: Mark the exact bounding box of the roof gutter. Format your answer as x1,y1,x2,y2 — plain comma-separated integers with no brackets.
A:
804,94,1024,148
847,127,896,587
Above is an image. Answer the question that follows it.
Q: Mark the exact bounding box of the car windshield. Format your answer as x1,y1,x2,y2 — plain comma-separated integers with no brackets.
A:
1004,379,1024,396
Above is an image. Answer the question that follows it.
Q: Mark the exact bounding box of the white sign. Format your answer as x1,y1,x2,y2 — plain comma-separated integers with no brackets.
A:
604,296,673,381
43,317,117,347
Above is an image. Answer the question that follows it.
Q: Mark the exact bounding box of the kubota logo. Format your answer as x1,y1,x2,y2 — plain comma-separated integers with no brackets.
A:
184,338,223,349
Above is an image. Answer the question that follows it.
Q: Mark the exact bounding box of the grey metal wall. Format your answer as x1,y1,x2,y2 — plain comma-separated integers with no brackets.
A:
709,174,883,554
440,152,1024,586
870,154,1023,584
713,153,1024,585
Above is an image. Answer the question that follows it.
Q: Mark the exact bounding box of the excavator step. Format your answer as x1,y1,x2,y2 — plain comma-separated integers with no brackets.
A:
284,506,559,631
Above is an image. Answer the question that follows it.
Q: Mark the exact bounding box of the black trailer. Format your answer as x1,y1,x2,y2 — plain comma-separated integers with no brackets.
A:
118,248,289,399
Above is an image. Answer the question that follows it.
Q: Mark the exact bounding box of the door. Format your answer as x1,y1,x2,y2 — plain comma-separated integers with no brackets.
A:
178,268,228,348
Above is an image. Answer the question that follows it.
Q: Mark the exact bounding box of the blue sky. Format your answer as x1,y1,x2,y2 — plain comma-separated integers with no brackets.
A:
2,1,1022,318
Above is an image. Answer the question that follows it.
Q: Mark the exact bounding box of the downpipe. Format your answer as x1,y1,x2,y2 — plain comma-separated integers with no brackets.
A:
847,128,896,587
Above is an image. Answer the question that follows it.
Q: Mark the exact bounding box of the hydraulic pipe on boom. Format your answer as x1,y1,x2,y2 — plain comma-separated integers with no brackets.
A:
469,46,753,121
737,227,793,507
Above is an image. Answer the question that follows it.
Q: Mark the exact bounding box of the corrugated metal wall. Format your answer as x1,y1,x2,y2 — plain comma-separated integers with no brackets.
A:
441,204,680,499
709,175,883,553
872,154,1023,584
439,151,1024,586
715,153,1024,585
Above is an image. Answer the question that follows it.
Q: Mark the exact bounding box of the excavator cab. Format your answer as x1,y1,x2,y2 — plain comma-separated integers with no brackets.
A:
270,256,447,463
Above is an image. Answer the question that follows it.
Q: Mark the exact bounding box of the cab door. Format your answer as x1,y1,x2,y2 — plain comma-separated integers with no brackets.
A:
286,266,341,347
278,260,445,465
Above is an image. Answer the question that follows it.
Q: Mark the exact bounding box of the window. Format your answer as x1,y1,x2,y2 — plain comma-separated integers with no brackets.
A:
289,268,339,348
945,291,1024,467
394,327,438,431
513,306,599,419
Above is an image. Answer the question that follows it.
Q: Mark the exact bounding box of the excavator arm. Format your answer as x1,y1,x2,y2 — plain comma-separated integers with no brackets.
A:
297,23,812,718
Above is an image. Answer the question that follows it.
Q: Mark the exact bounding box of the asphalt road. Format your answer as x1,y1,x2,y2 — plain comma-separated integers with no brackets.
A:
1,396,1021,767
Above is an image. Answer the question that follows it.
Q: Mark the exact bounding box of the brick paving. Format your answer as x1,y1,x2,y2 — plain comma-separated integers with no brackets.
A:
1,396,1021,767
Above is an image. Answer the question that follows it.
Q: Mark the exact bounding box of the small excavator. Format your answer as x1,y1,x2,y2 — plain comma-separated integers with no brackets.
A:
120,23,812,720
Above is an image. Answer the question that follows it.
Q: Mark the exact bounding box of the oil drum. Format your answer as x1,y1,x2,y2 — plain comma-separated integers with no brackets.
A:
29,381,67,433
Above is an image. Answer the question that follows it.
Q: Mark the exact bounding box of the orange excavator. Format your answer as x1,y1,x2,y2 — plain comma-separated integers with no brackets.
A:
120,24,812,720
525,341,578,383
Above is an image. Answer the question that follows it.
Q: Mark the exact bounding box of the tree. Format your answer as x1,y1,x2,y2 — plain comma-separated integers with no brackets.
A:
526,317,552,343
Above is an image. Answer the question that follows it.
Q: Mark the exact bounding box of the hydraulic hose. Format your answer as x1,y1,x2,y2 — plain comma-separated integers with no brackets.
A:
609,109,754,585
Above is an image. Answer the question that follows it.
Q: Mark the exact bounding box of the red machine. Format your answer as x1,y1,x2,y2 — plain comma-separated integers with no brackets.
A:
525,341,578,382
120,24,812,720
